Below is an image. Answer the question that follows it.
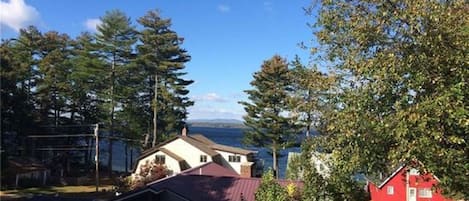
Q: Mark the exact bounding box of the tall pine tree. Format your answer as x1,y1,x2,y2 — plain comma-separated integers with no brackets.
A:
95,9,137,176
137,10,193,147
240,55,300,178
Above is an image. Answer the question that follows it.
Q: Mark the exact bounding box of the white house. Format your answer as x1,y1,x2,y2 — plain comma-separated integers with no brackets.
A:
286,151,331,178
132,131,261,178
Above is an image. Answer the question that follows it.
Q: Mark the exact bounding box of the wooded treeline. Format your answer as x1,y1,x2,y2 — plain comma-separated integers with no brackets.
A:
0,9,193,175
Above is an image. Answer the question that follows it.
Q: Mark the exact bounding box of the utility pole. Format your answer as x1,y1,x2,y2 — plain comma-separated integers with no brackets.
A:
152,73,158,147
94,124,99,192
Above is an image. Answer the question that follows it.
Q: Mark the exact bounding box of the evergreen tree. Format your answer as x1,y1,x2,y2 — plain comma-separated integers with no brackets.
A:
95,9,137,176
240,55,300,178
309,0,468,198
137,10,193,147
1,26,42,146
68,32,106,124
36,31,72,126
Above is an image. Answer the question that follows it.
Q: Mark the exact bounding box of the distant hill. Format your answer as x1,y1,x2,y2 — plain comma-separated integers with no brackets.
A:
187,119,246,128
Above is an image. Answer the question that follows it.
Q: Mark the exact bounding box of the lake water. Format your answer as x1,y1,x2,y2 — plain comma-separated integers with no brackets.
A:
108,127,301,178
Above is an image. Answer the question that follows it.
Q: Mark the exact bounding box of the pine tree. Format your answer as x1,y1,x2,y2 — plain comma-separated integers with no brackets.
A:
1,26,42,141
36,31,72,126
240,55,300,178
68,32,106,124
137,10,193,147
95,9,137,176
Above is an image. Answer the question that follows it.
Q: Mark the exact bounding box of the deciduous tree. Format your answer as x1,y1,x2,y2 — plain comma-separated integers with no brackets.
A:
255,170,288,201
308,0,468,198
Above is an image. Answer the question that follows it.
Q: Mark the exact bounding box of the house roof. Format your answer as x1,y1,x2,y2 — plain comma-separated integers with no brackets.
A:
376,165,406,188
210,144,256,155
371,160,438,189
123,175,302,201
136,136,180,162
189,134,216,145
149,175,303,201
180,136,219,157
159,147,185,162
118,162,302,201
179,162,239,177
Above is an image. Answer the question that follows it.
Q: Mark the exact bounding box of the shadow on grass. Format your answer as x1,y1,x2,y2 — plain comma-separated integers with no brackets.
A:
1,186,115,201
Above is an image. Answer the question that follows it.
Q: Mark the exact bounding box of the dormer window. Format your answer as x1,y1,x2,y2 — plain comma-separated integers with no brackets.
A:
229,155,241,162
155,155,165,164
200,155,207,162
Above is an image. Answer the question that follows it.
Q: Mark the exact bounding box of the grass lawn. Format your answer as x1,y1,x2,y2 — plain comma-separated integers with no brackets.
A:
0,185,115,200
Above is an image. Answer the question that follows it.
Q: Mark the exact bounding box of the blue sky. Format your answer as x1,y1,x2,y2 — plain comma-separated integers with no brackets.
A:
0,0,316,120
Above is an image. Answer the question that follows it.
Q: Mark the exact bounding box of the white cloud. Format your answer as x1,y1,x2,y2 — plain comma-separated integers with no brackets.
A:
217,4,230,13
84,18,102,32
0,0,40,32
193,93,227,103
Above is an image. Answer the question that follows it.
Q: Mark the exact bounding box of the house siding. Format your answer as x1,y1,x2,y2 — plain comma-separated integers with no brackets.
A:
216,150,248,175
134,151,182,176
162,138,213,168
369,167,452,201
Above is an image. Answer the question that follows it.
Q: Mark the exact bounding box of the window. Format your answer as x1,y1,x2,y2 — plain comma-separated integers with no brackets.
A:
387,186,394,195
155,155,165,164
418,188,432,198
200,155,207,162
409,168,420,175
228,155,241,162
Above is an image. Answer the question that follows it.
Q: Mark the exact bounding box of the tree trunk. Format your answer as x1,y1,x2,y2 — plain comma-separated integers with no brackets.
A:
152,74,158,147
130,147,133,171
273,142,278,179
108,56,115,177
125,143,128,173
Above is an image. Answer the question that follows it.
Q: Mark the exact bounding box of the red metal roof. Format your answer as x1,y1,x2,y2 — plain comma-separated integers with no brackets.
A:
116,162,302,201
146,175,302,201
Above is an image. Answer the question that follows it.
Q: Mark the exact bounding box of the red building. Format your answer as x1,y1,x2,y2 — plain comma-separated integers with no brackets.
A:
368,164,452,201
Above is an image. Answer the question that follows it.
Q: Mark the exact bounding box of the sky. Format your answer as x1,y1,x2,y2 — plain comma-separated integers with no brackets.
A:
0,0,316,120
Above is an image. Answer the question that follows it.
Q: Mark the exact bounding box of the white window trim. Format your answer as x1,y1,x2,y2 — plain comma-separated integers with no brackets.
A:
418,188,432,198
387,186,394,195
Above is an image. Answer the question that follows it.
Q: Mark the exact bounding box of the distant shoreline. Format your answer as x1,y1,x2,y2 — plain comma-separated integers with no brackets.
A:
187,122,247,129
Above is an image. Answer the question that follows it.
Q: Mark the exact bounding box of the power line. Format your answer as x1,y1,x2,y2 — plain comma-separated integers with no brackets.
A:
27,134,94,138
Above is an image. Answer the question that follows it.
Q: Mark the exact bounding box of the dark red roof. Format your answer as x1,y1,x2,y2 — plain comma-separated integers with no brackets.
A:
115,162,302,201
179,162,239,177
146,175,303,201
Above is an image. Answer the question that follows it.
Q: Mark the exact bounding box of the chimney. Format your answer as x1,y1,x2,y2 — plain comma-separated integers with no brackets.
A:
182,125,187,136
240,162,254,178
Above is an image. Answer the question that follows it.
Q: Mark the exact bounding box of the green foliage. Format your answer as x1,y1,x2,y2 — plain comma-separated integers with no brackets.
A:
240,55,301,177
286,153,302,180
290,56,337,137
255,170,289,201
307,0,468,199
